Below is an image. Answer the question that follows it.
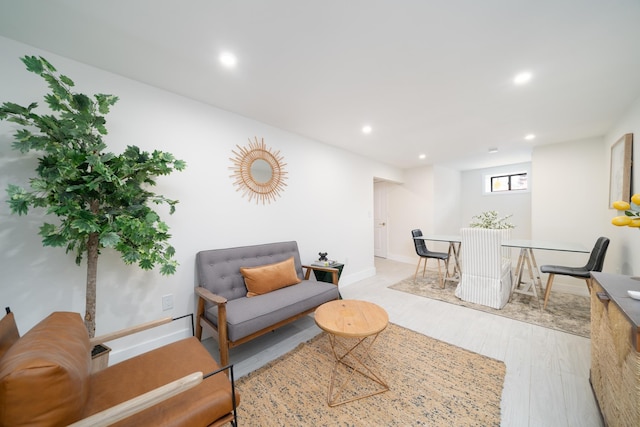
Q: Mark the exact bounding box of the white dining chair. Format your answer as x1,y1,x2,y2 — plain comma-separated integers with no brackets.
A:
455,227,512,309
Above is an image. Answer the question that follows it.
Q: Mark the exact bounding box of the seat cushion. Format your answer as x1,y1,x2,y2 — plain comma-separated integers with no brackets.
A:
207,280,340,341
85,337,238,426
540,264,590,278
0,312,91,427
241,256,302,297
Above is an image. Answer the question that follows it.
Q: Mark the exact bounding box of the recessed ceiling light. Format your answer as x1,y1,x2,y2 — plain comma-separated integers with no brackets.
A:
362,125,372,134
488,148,498,154
419,154,426,160
219,52,237,68
524,134,536,141
513,71,532,85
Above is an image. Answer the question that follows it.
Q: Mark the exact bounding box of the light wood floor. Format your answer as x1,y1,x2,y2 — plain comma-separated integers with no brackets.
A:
203,257,603,427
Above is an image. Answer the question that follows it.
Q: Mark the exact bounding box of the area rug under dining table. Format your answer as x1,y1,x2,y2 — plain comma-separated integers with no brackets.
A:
235,323,505,426
389,271,590,337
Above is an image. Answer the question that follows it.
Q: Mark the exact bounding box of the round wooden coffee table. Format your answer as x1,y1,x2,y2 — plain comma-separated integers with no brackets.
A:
314,299,389,406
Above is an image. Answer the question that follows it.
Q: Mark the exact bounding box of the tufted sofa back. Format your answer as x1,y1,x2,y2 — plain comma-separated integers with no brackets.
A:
196,241,304,301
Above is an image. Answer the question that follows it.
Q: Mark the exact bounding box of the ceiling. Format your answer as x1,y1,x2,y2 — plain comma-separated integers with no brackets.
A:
1,0,640,170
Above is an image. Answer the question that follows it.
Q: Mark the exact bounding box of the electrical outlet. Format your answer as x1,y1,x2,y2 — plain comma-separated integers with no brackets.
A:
162,294,173,311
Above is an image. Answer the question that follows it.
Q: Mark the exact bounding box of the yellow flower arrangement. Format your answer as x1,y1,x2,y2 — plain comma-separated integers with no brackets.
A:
612,193,640,228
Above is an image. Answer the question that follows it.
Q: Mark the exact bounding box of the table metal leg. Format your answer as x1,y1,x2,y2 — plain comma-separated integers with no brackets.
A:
326,332,389,407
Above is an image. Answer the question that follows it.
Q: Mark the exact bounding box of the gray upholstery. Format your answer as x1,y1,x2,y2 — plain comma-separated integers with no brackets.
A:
207,281,338,341
196,241,340,342
196,241,306,301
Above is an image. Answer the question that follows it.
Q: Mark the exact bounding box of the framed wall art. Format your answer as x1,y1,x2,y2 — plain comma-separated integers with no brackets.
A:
609,133,633,207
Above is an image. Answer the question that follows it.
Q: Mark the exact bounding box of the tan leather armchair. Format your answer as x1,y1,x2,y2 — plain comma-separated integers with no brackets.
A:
0,308,239,427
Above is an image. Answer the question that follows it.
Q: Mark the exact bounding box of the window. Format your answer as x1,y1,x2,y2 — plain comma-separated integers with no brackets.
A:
485,172,528,193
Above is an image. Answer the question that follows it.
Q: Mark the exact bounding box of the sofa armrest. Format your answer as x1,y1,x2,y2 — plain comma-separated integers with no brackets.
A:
68,372,203,427
302,264,339,285
195,286,227,305
89,317,173,347
195,286,230,366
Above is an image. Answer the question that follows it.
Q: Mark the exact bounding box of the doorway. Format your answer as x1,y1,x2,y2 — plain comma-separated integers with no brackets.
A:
374,180,388,258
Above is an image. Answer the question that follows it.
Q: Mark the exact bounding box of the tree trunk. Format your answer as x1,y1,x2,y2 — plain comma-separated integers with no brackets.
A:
85,197,101,338
85,231,99,337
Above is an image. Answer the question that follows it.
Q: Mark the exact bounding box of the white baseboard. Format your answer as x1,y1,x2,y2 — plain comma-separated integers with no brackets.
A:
339,266,376,289
386,253,416,265
108,327,192,366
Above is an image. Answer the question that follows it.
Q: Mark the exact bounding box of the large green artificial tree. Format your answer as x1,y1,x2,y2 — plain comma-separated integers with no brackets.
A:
0,56,186,337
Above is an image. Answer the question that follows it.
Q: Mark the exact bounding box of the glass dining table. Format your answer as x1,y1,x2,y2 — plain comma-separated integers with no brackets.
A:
413,235,590,298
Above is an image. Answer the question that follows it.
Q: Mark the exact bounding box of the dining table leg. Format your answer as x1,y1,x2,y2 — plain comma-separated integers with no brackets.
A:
511,248,540,300
444,241,461,283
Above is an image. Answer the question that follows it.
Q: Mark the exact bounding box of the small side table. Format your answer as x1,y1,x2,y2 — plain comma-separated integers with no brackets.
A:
312,262,344,284
314,299,389,406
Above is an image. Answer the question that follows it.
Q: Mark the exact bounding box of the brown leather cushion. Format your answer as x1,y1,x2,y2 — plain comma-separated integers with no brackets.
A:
0,311,20,360
0,312,91,426
240,256,302,297
85,337,239,426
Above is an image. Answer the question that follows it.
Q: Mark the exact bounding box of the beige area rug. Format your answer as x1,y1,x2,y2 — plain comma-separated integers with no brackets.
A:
389,271,590,337
236,323,505,426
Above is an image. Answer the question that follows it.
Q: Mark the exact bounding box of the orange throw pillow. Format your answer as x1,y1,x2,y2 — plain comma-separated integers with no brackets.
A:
240,257,302,297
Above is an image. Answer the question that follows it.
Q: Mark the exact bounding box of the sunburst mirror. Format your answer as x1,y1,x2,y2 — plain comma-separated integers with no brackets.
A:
230,137,288,204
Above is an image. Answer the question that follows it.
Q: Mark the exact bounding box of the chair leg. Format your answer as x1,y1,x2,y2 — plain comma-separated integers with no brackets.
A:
543,273,555,310
585,277,592,293
437,259,444,288
422,257,428,277
414,257,424,282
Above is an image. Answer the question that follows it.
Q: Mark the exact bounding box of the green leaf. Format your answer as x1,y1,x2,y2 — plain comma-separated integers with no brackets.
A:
39,222,56,236
139,259,153,270
1,101,30,115
71,218,100,233
38,56,57,73
6,184,30,215
122,251,141,264
100,152,115,163
21,56,45,74
72,94,92,112
39,223,67,247
95,94,119,114
42,233,68,247
173,159,187,171
59,74,75,87
160,263,177,276
44,94,65,111
99,232,120,248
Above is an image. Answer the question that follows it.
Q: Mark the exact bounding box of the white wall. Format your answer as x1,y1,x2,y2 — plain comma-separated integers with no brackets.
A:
0,36,403,361
385,165,461,262
531,137,609,293
603,95,640,276
460,162,532,239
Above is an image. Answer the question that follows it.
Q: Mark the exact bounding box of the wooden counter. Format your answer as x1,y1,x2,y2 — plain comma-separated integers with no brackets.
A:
590,272,640,426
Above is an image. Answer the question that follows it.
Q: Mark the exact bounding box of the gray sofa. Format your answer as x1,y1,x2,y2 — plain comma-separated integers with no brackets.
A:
195,241,340,365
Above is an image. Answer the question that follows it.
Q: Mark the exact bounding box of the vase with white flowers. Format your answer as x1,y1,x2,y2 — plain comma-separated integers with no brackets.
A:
469,211,515,229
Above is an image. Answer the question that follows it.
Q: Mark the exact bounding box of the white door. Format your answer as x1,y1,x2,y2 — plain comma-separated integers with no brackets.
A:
374,181,388,258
